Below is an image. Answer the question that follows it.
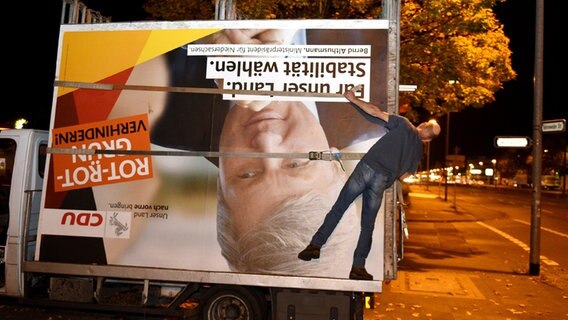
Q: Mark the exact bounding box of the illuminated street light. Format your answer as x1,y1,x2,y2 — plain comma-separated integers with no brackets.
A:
15,118,28,129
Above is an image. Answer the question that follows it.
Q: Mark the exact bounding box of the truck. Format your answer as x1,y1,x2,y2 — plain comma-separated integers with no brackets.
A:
0,4,405,319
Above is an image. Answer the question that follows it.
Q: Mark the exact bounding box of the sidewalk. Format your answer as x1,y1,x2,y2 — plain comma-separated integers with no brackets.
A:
366,184,568,319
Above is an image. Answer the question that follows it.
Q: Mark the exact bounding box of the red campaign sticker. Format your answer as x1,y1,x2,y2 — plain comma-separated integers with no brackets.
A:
51,114,153,192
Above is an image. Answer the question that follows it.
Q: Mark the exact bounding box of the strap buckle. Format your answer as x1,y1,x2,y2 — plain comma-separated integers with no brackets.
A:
308,151,323,160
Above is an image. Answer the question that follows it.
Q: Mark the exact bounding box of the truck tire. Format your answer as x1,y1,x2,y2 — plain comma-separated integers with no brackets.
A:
202,285,266,320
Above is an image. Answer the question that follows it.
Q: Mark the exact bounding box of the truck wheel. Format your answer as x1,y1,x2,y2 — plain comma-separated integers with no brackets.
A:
202,286,266,320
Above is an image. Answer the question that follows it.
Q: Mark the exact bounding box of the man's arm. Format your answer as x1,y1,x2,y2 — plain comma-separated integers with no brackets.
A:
344,89,389,122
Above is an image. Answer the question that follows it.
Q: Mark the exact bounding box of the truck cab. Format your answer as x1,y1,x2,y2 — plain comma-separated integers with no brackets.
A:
0,129,48,295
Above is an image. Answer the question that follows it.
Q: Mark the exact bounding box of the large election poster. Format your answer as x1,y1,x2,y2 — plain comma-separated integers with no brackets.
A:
37,20,389,281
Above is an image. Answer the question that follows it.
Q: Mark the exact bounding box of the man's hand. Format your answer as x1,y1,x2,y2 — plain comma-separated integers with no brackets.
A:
344,84,362,102
351,84,363,92
343,86,389,121
344,89,357,102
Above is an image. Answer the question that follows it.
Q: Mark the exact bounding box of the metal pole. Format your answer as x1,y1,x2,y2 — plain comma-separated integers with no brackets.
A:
426,141,430,190
444,112,450,201
493,161,497,188
563,137,567,197
452,167,457,209
529,0,544,276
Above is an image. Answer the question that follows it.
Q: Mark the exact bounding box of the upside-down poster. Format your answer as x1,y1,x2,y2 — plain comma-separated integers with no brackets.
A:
37,19,389,286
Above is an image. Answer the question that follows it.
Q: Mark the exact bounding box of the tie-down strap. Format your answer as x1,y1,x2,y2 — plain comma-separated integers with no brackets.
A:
47,147,365,161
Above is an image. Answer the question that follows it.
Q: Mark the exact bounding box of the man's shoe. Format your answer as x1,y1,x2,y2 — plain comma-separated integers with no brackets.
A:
349,266,373,280
298,244,321,261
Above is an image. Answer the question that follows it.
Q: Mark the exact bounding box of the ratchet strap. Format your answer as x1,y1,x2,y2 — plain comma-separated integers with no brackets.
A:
47,148,365,162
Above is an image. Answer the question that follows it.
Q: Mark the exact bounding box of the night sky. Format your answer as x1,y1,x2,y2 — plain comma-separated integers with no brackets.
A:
6,0,564,165
441,0,565,165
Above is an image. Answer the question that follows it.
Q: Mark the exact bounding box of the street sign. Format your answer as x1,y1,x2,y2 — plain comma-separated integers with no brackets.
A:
494,136,532,148
542,119,566,133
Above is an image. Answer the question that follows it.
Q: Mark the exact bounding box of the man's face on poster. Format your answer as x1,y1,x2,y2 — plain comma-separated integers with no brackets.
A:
218,100,340,235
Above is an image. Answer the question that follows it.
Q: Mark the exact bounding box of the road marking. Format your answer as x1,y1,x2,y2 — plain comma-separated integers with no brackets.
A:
513,219,568,239
476,221,559,266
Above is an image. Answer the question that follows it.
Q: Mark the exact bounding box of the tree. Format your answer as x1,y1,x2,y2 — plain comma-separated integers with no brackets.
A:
143,0,215,20
399,0,516,121
143,0,516,120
